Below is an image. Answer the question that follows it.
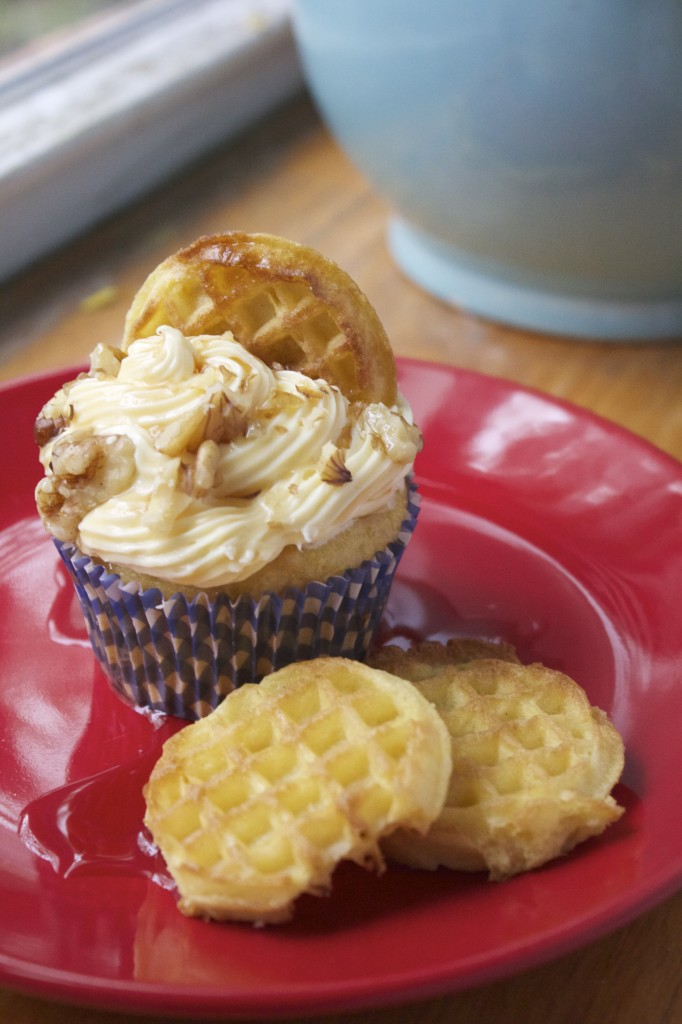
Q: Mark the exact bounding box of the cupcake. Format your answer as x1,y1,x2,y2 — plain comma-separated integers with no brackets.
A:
34,233,421,719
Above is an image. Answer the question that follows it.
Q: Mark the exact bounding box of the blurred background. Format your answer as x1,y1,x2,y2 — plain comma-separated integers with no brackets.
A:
0,0,135,58
3,0,682,340
0,0,302,283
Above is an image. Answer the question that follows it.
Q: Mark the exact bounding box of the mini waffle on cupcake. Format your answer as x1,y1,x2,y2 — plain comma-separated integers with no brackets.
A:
34,233,421,719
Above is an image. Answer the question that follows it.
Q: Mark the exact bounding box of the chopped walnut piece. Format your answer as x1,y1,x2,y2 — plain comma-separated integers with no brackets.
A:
34,410,71,447
202,396,225,445
195,440,221,493
181,440,222,497
89,343,126,378
49,436,104,479
320,448,352,485
203,393,249,446
364,405,423,463
220,402,249,444
154,406,208,457
295,380,328,400
35,481,65,517
155,393,249,458
36,434,135,542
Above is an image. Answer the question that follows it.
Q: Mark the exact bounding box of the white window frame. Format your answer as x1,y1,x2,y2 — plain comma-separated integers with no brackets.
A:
0,0,302,283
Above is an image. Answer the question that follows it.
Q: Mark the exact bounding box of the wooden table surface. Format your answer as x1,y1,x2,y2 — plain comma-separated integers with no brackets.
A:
0,94,680,1024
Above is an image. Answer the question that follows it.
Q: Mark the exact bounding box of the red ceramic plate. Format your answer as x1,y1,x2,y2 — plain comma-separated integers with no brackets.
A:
1,359,681,1019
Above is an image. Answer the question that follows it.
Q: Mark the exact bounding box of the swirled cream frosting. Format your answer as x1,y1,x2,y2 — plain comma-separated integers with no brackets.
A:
35,327,421,588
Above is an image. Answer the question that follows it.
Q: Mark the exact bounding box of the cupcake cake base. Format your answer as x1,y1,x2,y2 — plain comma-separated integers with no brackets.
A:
56,485,419,719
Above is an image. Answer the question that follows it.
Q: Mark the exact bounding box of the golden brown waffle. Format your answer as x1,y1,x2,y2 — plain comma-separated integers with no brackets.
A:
143,657,451,923
122,232,398,405
369,636,521,681
375,653,625,879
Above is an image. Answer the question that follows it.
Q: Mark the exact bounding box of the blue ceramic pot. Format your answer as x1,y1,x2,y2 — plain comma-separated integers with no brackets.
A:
293,0,682,339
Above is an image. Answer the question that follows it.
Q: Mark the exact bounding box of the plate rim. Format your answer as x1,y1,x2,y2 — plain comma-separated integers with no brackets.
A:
1,358,681,1018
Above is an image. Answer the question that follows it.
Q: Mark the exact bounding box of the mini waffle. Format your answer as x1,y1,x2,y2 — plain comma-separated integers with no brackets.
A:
122,232,398,405
369,636,521,681
143,657,451,923
376,653,625,879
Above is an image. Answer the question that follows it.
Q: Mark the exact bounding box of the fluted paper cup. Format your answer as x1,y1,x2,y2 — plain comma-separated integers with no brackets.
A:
55,484,419,719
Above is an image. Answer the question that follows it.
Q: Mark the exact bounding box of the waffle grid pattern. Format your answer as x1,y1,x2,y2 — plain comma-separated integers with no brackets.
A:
377,656,625,879
229,280,355,389
144,659,451,922
122,232,398,405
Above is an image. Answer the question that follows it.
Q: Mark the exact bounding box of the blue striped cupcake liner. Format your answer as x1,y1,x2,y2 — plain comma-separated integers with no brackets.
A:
55,483,420,720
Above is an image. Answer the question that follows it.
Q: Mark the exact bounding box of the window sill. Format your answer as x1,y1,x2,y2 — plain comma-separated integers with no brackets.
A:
0,0,302,283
